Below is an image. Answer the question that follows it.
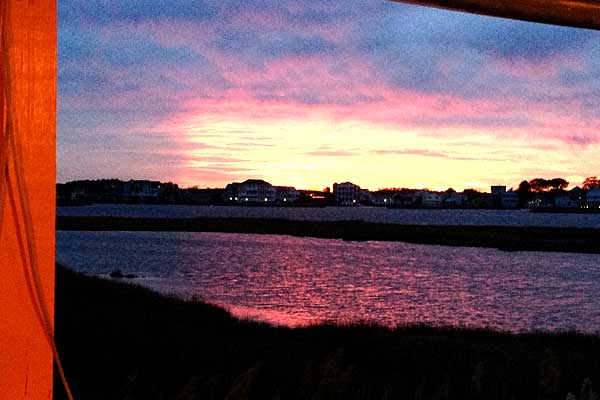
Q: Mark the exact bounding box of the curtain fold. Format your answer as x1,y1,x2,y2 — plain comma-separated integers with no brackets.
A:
0,1,58,399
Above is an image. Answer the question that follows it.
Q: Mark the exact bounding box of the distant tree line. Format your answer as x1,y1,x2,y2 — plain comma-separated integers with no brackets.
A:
56,179,182,205
57,176,600,208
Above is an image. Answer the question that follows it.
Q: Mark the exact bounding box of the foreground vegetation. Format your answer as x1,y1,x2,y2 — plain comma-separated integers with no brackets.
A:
57,216,600,254
55,264,600,400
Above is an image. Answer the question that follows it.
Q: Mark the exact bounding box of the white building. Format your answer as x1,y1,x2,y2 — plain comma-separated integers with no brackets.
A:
225,179,276,203
333,182,361,205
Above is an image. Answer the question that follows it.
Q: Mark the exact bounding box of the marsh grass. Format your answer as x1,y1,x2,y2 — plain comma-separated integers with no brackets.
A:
55,264,600,400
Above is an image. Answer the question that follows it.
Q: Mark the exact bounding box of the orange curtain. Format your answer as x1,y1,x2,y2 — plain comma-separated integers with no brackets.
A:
0,1,58,399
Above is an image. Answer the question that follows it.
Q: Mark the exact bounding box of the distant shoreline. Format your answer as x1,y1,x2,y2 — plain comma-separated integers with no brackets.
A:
56,216,600,254
530,207,600,214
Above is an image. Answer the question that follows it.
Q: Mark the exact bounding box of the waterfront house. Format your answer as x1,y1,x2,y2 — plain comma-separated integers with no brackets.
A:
274,186,300,204
491,185,518,208
466,191,494,208
391,190,418,207
371,190,396,206
490,185,507,196
119,180,161,203
554,193,578,208
587,188,600,208
443,193,466,207
359,189,373,204
421,191,442,208
569,186,587,207
500,191,519,208
528,194,553,208
333,182,362,205
443,191,467,207
225,179,276,203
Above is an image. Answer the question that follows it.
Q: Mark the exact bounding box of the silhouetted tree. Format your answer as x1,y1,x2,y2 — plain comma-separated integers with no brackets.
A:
548,178,569,191
528,178,549,192
527,178,568,192
517,180,531,206
583,176,600,190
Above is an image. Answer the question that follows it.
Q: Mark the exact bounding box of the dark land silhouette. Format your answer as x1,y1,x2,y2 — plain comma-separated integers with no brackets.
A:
57,216,600,254
54,264,600,400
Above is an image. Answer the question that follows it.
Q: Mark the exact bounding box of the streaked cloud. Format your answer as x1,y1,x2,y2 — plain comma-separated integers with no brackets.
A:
58,0,600,189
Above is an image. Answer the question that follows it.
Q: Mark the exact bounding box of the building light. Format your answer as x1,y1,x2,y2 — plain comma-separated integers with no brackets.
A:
264,197,268,202
353,199,356,203
284,198,287,202
384,199,387,203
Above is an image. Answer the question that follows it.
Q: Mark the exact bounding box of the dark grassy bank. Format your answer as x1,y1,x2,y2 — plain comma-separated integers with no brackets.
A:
57,216,600,254
55,264,600,400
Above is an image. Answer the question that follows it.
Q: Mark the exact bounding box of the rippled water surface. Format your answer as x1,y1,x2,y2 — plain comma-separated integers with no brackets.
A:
57,231,600,332
57,204,600,228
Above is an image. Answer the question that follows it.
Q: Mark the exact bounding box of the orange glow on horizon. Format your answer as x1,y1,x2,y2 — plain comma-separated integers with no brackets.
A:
157,90,600,191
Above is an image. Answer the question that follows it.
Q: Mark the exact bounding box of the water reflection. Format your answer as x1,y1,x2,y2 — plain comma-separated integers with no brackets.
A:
57,231,600,332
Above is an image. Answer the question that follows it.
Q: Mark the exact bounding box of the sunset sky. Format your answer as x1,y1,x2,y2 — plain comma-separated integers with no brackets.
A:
58,0,600,191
